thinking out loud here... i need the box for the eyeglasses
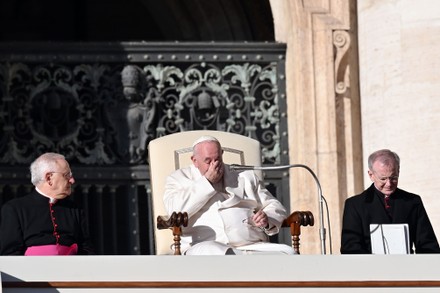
[373,173,398,183]
[51,171,73,180]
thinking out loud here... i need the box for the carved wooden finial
[282,211,314,254]
[157,212,189,255]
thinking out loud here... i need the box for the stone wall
[358,0,440,244]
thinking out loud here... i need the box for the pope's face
[191,141,223,176]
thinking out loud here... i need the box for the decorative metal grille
[0,42,288,254]
[121,60,286,165]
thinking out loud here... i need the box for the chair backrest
[148,130,262,255]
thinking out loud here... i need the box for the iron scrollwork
[0,44,286,166]
[122,61,283,164]
[0,62,121,165]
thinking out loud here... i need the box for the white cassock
[163,164,295,255]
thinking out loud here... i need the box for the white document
[370,224,410,254]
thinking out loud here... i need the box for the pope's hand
[205,160,224,184]
[252,209,269,228]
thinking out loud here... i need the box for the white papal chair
[148,130,313,255]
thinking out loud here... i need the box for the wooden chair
[148,130,314,255]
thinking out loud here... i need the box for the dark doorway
[0,0,274,42]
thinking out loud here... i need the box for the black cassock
[0,190,94,255]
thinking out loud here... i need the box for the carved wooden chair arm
[157,212,188,255]
[282,211,314,254]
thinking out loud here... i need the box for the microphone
[229,163,331,255]
[229,164,256,171]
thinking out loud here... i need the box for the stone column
[270,0,363,254]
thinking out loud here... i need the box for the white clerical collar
[35,187,57,204]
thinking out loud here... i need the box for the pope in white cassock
[163,135,295,255]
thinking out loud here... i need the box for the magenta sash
[25,243,78,256]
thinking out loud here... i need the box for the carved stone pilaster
[333,30,351,96]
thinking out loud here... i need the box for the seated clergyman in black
[0,152,94,255]
[341,149,440,254]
